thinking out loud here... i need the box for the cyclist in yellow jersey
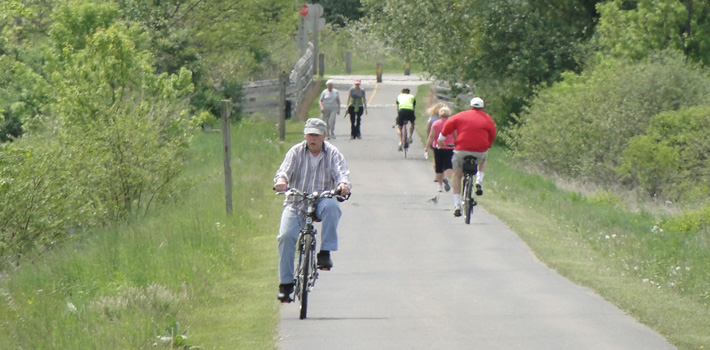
[395,88,416,151]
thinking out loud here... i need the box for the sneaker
[453,204,462,217]
[438,184,444,193]
[443,178,451,192]
[277,283,294,303]
[475,183,483,196]
[356,135,362,139]
[398,143,403,151]
[317,250,333,270]
[407,137,413,144]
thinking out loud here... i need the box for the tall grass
[482,148,710,350]
[0,119,306,349]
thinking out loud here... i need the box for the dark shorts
[433,148,454,173]
[396,109,415,126]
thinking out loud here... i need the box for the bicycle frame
[461,156,478,224]
[278,188,348,319]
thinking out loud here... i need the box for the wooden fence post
[346,51,352,74]
[318,53,324,77]
[221,100,233,215]
[279,72,287,141]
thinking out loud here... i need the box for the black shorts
[433,148,454,173]
[396,109,415,126]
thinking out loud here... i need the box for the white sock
[476,172,484,184]
[453,194,461,206]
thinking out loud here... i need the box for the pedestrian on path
[346,78,367,139]
[425,106,454,193]
[319,80,341,140]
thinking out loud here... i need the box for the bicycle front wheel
[299,234,313,319]
[463,176,474,224]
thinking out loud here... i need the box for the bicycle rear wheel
[403,123,409,158]
[463,176,474,224]
[299,234,314,319]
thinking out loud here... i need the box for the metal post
[279,72,287,141]
[376,62,383,83]
[346,51,352,74]
[404,61,411,76]
[220,100,233,215]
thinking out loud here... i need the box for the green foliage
[508,51,710,184]
[0,120,284,349]
[0,55,51,136]
[618,105,710,202]
[662,204,710,234]
[313,0,364,27]
[1,23,193,264]
[362,0,598,130]
[49,0,119,52]
[595,0,710,65]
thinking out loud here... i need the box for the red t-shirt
[440,109,496,152]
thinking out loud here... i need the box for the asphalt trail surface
[277,74,675,350]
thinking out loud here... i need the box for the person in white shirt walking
[319,80,341,140]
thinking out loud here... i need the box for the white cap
[325,79,333,85]
[470,97,484,108]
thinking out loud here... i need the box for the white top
[320,89,340,109]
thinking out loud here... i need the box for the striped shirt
[274,140,351,216]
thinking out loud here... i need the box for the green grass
[481,148,710,350]
[0,119,309,349]
[2,74,709,350]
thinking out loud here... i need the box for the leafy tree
[0,110,22,142]
[362,0,599,130]
[312,0,364,27]
[595,0,710,65]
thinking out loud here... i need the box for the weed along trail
[276,74,676,350]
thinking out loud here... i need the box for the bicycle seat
[462,155,478,174]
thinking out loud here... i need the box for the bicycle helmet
[470,97,484,108]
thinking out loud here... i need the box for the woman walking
[346,79,367,139]
[425,106,454,192]
[319,80,341,140]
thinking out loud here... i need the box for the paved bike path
[277,74,675,350]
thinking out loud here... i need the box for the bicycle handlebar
[275,188,350,202]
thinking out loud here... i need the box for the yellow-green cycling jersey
[397,94,415,111]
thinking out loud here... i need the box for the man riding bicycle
[274,118,351,302]
[395,87,416,151]
[438,97,496,217]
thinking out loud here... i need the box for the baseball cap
[325,79,333,85]
[470,97,484,108]
[354,79,361,84]
[304,118,327,135]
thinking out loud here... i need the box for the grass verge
[0,118,309,349]
[1,78,707,350]
[481,148,709,350]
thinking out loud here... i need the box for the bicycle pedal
[317,266,331,271]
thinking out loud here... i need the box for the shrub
[618,105,710,202]
[508,51,710,184]
[1,24,193,266]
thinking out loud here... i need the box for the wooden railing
[241,43,314,119]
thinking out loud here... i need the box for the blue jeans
[277,198,341,284]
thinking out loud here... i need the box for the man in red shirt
[438,97,496,217]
